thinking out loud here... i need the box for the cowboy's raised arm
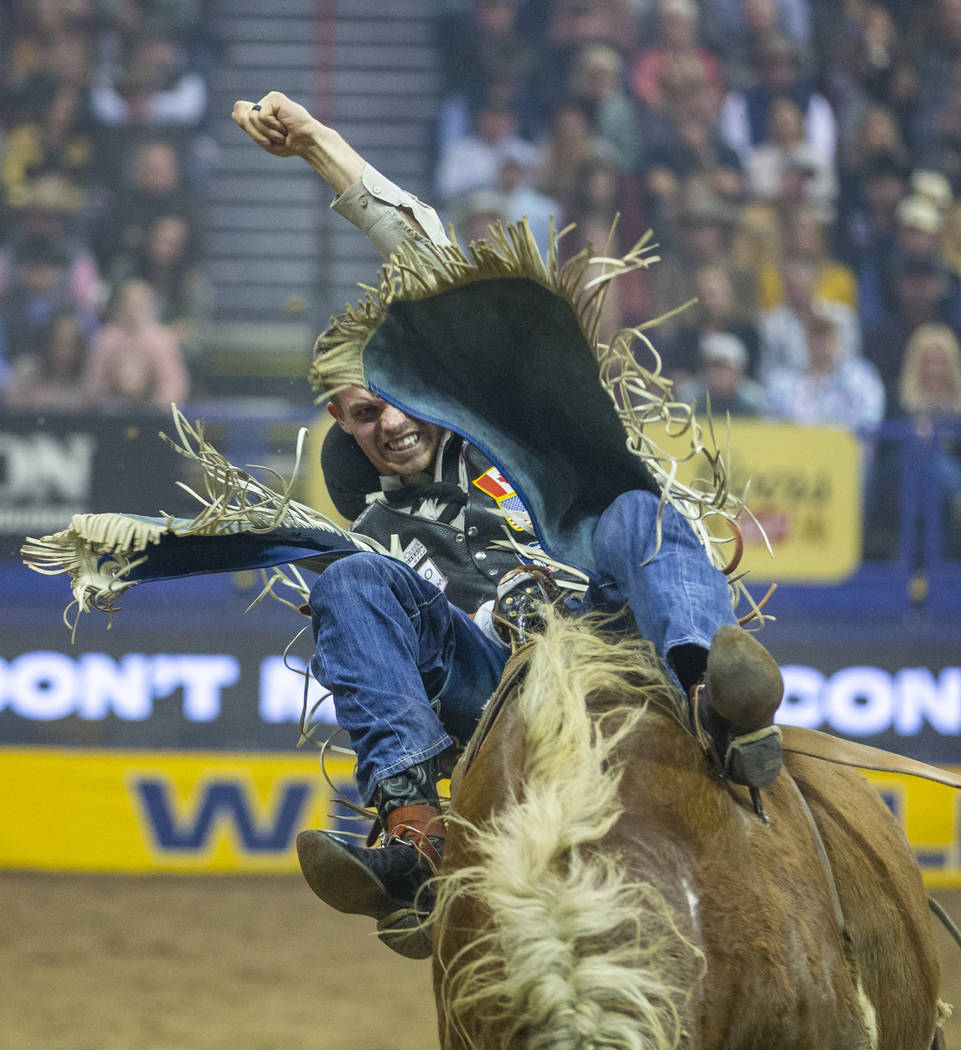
[232,91,449,258]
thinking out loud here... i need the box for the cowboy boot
[691,624,784,789]
[296,800,443,960]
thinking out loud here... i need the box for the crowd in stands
[1,0,959,557]
[432,0,961,556]
[0,0,211,413]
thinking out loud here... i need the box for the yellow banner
[0,747,355,873]
[863,769,961,889]
[1,748,957,884]
[639,420,861,582]
[725,421,862,581]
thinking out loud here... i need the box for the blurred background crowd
[1,0,960,554]
[0,0,212,414]
[431,0,961,437]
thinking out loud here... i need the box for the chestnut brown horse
[432,616,946,1050]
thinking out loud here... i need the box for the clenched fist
[231,91,364,193]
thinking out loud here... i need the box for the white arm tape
[472,599,510,651]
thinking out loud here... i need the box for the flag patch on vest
[472,467,532,532]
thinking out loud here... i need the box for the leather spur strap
[781,726,961,790]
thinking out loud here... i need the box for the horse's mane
[433,614,703,1049]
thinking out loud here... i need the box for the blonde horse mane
[433,615,703,1049]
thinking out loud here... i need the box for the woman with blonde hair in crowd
[896,322,961,554]
[898,322,961,420]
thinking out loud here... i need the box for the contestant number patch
[472,468,531,532]
[400,538,428,568]
[417,558,447,592]
[401,539,448,592]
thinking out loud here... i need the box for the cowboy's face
[329,386,443,477]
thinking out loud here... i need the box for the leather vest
[351,441,531,612]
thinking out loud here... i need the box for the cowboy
[232,93,784,955]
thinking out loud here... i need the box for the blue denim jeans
[309,552,509,802]
[588,489,736,660]
[308,489,735,802]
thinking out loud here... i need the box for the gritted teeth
[386,433,419,452]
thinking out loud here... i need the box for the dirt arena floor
[2,873,959,1049]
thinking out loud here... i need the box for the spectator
[895,322,961,556]
[822,2,914,159]
[757,256,861,381]
[566,151,649,326]
[744,96,839,219]
[84,278,189,411]
[569,153,622,219]
[105,213,211,361]
[4,310,90,412]
[631,0,724,111]
[840,103,910,181]
[865,253,961,404]
[450,189,509,246]
[836,104,913,228]
[433,0,538,148]
[896,194,947,261]
[543,0,637,58]
[859,192,961,332]
[648,187,754,338]
[898,322,961,421]
[676,331,766,417]
[434,92,536,205]
[527,0,639,138]
[720,35,837,167]
[534,97,614,217]
[91,29,207,127]
[702,0,813,92]
[496,147,564,257]
[765,308,884,431]
[569,43,641,170]
[2,14,101,232]
[0,190,103,315]
[4,0,96,107]
[640,66,744,235]
[95,0,205,42]
[756,203,858,311]
[668,261,761,384]
[564,212,629,346]
[94,137,193,266]
[2,70,98,220]
[730,198,783,292]
[0,235,99,367]
[913,0,961,152]
[835,150,909,291]
[911,168,954,215]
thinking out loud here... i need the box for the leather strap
[930,896,961,951]
[785,772,846,934]
[385,804,445,870]
[781,726,961,789]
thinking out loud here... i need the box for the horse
[431,615,946,1050]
